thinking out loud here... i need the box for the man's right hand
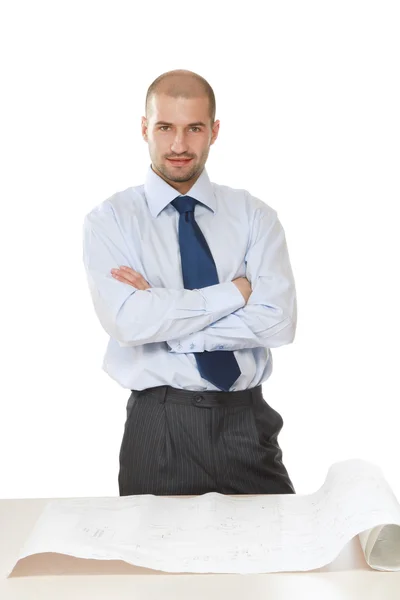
[232,277,252,303]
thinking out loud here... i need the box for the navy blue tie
[171,195,241,391]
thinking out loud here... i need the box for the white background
[1,1,399,500]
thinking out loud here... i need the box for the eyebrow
[155,121,207,127]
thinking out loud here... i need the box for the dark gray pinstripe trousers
[118,384,295,496]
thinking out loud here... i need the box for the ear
[210,119,220,145]
[141,116,148,141]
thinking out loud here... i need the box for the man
[82,69,297,497]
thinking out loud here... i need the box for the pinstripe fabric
[118,385,295,496]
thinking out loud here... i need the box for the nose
[170,132,189,154]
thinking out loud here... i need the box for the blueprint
[6,458,400,575]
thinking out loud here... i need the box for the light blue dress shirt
[82,164,297,391]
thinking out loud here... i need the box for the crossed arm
[83,205,297,352]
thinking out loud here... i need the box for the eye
[159,126,201,132]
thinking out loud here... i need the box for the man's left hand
[111,266,151,290]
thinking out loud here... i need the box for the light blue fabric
[82,164,297,391]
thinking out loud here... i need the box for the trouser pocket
[250,398,284,447]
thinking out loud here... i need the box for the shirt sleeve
[82,207,246,347]
[166,206,297,353]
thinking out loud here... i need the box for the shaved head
[145,69,216,126]
[141,69,220,195]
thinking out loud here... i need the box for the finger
[112,269,137,285]
[112,272,148,290]
[119,266,148,285]
[112,273,133,285]
[119,267,149,287]
[120,266,145,278]
[111,266,136,275]
[111,267,150,289]
[119,266,136,273]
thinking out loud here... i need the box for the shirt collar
[144,163,216,218]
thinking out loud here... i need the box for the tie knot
[171,195,198,215]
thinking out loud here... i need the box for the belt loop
[159,385,168,404]
[251,384,260,406]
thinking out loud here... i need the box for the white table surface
[1,496,400,599]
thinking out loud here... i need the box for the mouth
[167,158,193,167]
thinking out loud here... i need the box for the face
[141,94,220,194]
